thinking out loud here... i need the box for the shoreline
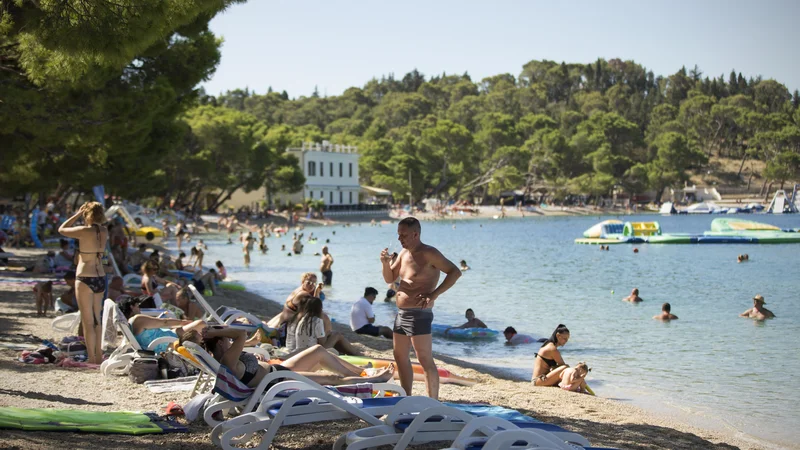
[0,248,786,449]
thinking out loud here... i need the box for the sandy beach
[0,248,775,450]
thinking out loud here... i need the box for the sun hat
[753,294,766,304]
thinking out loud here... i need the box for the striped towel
[213,365,254,402]
[326,383,373,399]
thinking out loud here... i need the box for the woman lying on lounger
[119,295,207,353]
[179,326,394,388]
[531,324,571,386]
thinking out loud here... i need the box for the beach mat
[144,376,199,393]
[0,408,187,435]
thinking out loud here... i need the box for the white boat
[659,202,677,215]
[686,201,725,214]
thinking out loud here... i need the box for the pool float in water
[339,355,478,386]
[219,282,246,291]
[431,324,499,340]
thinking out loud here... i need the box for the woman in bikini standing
[58,202,109,364]
[531,324,571,386]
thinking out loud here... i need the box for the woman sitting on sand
[531,324,571,386]
[179,327,394,389]
[267,272,330,332]
[140,260,181,303]
[287,297,361,356]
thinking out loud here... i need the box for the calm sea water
[193,213,800,448]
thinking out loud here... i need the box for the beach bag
[162,350,198,379]
[129,357,159,384]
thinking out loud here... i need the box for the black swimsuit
[76,225,107,294]
[534,353,559,369]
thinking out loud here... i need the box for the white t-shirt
[350,297,375,331]
[286,316,325,351]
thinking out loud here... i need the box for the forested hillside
[2,0,797,211]
[212,60,799,204]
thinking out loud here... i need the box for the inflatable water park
[576,218,800,245]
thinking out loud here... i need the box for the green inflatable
[0,407,186,435]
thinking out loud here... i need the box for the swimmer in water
[459,260,470,271]
[623,288,643,303]
[653,302,678,321]
[739,294,774,320]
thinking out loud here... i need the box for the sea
[191,213,800,449]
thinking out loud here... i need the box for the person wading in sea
[381,217,461,399]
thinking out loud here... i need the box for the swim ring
[431,324,499,340]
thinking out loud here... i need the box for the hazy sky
[202,0,800,98]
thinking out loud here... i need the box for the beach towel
[144,376,199,393]
[326,383,374,399]
[0,408,187,435]
[213,364,254,402]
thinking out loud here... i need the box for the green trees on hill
[2,0,797,210]
[212,59,799,204]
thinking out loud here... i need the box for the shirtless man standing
[320,246,334,286]
[380,217,461,399]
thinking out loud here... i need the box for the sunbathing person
[58,202,109,365]
[174,287,205,320]
[267,272,331,332]
[531,324,571,386]
[288,297,361,356]
[141,260,181,303]
[107,276,132,301]
[119,296,206,353]
[179,327,394,388]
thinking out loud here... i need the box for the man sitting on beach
[503,326,537,345]
[653,302,678,321]
[59,271,78,313]
[445,308,487,335]
[740,294,775,320]
[349,287,393,339]
[623,288,643,302]
[381,217,462,399]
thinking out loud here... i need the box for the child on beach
[215,261,227,280]
[559,362,591,393]
[33,281,53,316]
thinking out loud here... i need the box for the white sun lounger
[100,300,177,376]
[187,285,258,332]
[178,342,404,429]
[212,391,426,450]
[442,416,581,450]
[334,401,592,450]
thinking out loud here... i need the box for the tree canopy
[3,2,798,211]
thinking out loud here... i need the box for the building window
[339,191,343,204]
[329,162,333,177]
[307,161,316,176]
[310,191,314,199]
[339,162,343,177]
[349,192,353,204]
[320,163,324,176]
[320,191,323,200]
[349,163,353,178]
[329,191,333,204]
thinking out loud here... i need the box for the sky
[202,0,800,98]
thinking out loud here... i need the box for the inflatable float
[431,324,499,340]
[218,282,246,291]
[339,355,478,386]
[577,218,800,244]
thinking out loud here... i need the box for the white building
[285,141,360,206]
